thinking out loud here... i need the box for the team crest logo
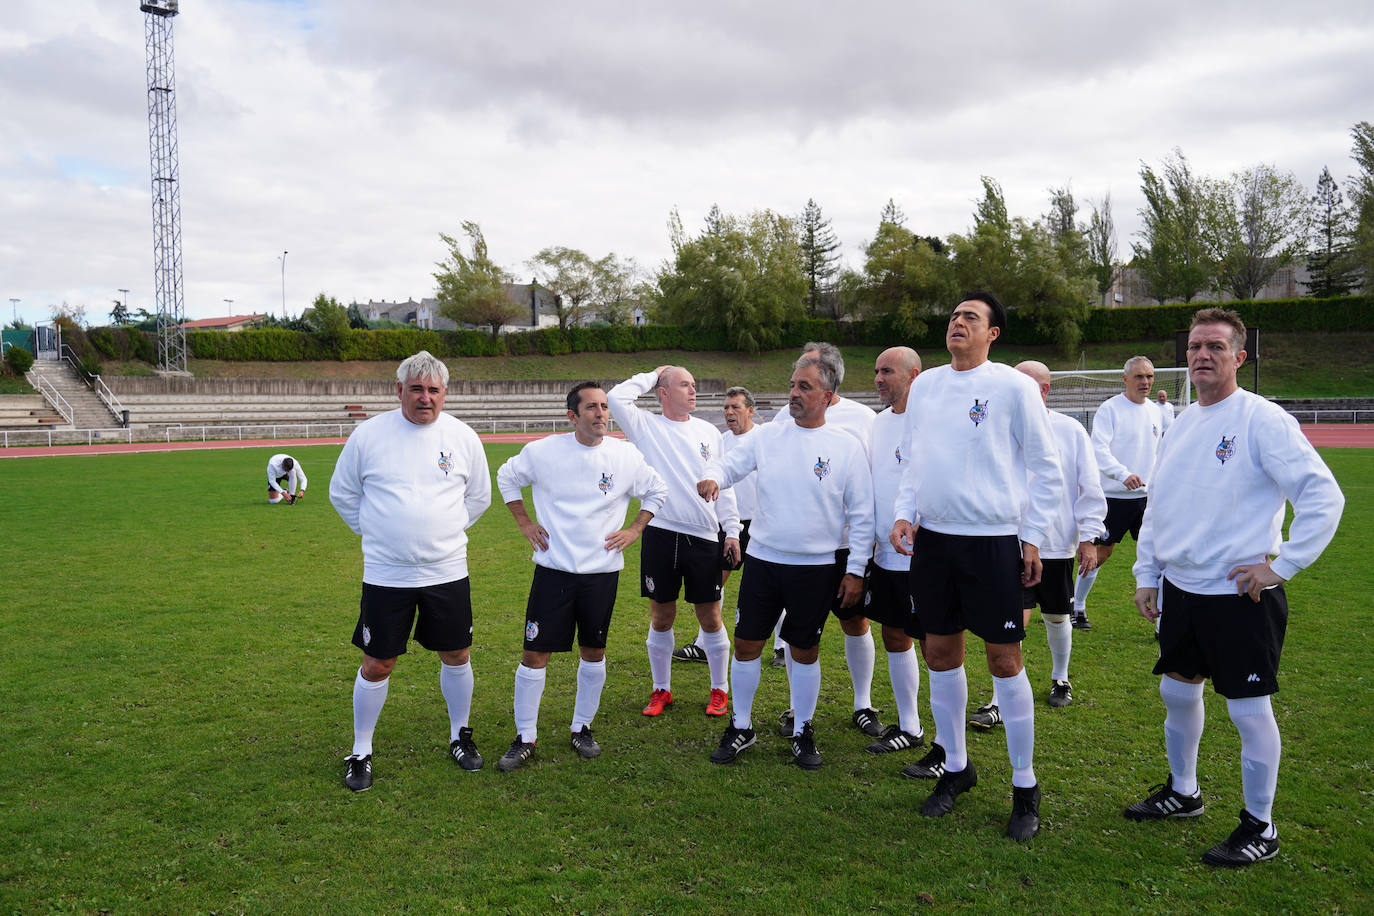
[437,451,454,475]
[361,625,372,646]
[1153,424,1160,439]
[864,591,872,607]
[969,399,988,426]
[895,445,904,464]
[699,442,711,460]
[1215,436,1237,465]
[598,472,613,494]
[525,620,539,640]
[645,575,656,593]
[813,457,830,481]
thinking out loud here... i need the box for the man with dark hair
[493,384,668,770]
[329,350,492,791]
[699,352,874,769]
[1125,307,1343,867]
[267,453,307,504]
[889,291,1064,841]
[609,366,741,719]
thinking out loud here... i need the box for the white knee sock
[1044,614,1072,681]
[1160,677,1205,797]
[845,631,876,711]
[646,626,674,691]
[439,660,474,740]
[927,666,969,773]
[572,658,606,732]
[352,669,389,757]
[789,658,822,736]
[887,647,922,737]
[701,627,731,691]
[729,655,762,730]
[1073,569,1099,611]
[513,664,546,743]
[692,626,706,648]
[995,669,1036,788]
[1229,695,1281,829]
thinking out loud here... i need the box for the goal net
[1048,367,1189,435]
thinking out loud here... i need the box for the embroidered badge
[1152,424,1160,439]
[895,444,903,464]
[525,620,539,641]
[813,457,830,481]
[361,625,372,647]
[645,575,656,593]
[437,451,454,475]
[699,442,710,460]
[598,472,614,494]
[969,399,988,426]
[1215,435,1236,465]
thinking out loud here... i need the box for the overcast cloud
[1,0,1370,325]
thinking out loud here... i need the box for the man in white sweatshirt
[329,351,493,792]
[608,366,741,720]
[1070,356,1160,629]
[493,382,669,771]
[697,351,874,770]
[889,290,1065,842]
[1126,308,1343,868]
[266,453,307,503]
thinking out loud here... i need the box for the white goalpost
[1048,367,1190,434]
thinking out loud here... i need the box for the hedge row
[118,294,1374,363]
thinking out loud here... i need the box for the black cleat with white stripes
[1202,810,1279,867]
[1123,775,1205,820]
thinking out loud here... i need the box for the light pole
[8,298,18,325]
[118,289,130,323]
[224,298,234,312]
[279,251,288,316]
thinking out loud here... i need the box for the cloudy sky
[2,0,1371,325]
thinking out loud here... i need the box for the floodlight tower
[141,0,187,372]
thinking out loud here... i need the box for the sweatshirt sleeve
[607,371,658,442]
[462,432,493,529]
[843,446,876,576]
[328,437,363,535]
[1073,427,1107,544]
[1091,401,1130,483]
[294,464,308,492]
[1260,411,1345,581]
[1016,383,1065,550]
[496,443,537,505]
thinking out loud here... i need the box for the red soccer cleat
[705,688,729,717]
[642,688,674,717]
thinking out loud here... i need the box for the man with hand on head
[493,382,668,771]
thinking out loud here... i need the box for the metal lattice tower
[141,0,186,372]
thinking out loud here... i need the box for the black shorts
[734,556,844,651]
[523,566,618,653]
[1097,497,1147,545]
[1153,578,1288,699]
[826,549,865,620]
[640,526,725,605]
[865,563,921,637]
[1023,557,1074,615]
[908,528,1025,644]
[718,520,752,571]
[353,578,473,659]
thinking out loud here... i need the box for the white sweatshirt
[705,419,874,576]
[870,406,912,572]
[1031,411,1108,560]
[723,425,759,521]
[267,453,307,493]
[1133,388,1344,595]
[608,371,740,539]
[894,361,1064,548]
[1092,393,1161,498]
[818,395,876,460]
[329,410,492,587]
[496,433,669,575]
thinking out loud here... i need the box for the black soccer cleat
[790,721,823,770]
[866,724,925,754]
[1072,611,1093,630]
[672,644,708,663]
[1007,783,1042,841]
[968,703,1002,729]
[496,736,536,772]
[921,762,978,817]
[570,725,602,759]
[851,707,885,738]
[1123,775,1205,821]
[710,725,757,764]
[1201,809,1279,867]
[770,647,787,669]
[449,727,483,771]
[777,708,795,738]
[1047,680,1073,708]
[344,754,372,792]
[901,743,947,780]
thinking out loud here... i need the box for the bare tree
[1214,164,1309,300]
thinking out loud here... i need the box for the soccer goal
[1048,367,1190,434]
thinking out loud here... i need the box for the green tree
[1213,164,1309,300]
[856,217,955,338]
[528,246,600,330]
[345,303,369,329]
[880,198,906,227]
[1046,185,1089,279]
[1085,192,1118,298]
[109,301,132,326]
[1132,150,1218,303]
[652,208,806,353]
[1348,120,1374,290]
[1305,166,1359,298]
[591,254,642,325]
[307,293,352,357]
[434,222,520,339]
[799,198,842,317]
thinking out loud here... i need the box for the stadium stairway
[26,361,119,429]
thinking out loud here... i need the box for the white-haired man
[329,350,492,791]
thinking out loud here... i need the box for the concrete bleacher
[0,395,67,429]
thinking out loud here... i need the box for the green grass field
[2,444,1371,914]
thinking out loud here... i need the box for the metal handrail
[59,344,126,423]
[24,370,73,424]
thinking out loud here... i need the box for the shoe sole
[968,720,1002,730]
[572,745,602,760]
[1202,844,1278,867]
[672,654,707,664]
[1047,698,1072,708]
[642,700,673,717]
[497,757,532,772]
[345,781,371,793]
[1124,805,1205,821]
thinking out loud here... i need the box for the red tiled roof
[174,314,267,330]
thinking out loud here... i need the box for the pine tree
[799,198,841,316]
[879,198,906,227]
[1305,166,1359,297]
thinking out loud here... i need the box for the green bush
[5,345,34,375]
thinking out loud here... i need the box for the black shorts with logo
[734,555,844,651]
[640,526,725,605]
[1153,577,1288,699]
[908,528,1025,644]
[865,563,921,637]
[1097,496,1147,545]
[523,565,618,652]
[1022,557,1074,615]
[353,578,473,659]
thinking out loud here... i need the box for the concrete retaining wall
[104,376,731,396]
